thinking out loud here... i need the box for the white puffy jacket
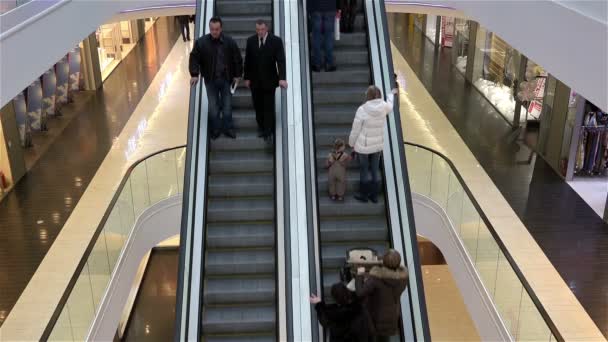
[348,94,394,154]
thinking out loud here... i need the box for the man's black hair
[209,16,222,26]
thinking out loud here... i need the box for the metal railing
[43,146,186,341]
[404,142,563,342]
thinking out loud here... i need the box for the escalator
[310,5,391,294]
[176,0,427,340]
[175,0,279,341]
[200,0,276,340]
[305,0,430,340]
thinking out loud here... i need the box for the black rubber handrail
[41,144,187,340]
[404,141,564,342]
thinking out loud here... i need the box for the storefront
[0,17,153,197]
[96,18,155,80]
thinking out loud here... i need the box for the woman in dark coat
[356,249,409,342]
[310,282,372,342]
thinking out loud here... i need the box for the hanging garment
[598,131,608,174]
[575,130,586,172]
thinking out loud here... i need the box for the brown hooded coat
[355,265,408,336]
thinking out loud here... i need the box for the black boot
[354,181,368,203]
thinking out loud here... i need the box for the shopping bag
[335,10,341,40]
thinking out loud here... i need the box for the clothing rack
[575,123,608,176]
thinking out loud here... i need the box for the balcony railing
[405,142,562,342]
[44,146,186,341]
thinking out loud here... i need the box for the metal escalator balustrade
[304,0,429,340]
[176,0,295,340]
[404,142,564,341]
[40,146,186,341]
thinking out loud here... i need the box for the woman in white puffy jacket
[348,85,397,203]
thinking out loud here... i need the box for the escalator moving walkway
[311,5,392,296]
[201,0,276,340]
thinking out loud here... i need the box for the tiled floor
[388,13,608,338]
[0,17,180,326]
[568,176,608,218]
[423,265,480,341]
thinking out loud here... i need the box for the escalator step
[205,277,275,304]
[207,222,274,248]
[206,249,275,276]
[202,305,275,334]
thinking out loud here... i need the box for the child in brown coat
[326,138,352,201]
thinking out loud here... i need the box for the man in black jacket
[189,17,243,139]
[244,19,287,141]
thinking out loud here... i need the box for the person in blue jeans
[309,0,337,72]
[189,17,243,139]
[349,86,397,203]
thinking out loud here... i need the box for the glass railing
[404,142,562,342]
[44,146,186,341]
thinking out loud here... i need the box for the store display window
[574,102,608,177]
[95,20,139,80]
[452,18,469,74]
[468,27,546,125]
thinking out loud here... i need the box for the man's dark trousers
[251,87,275,136]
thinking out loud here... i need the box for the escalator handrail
[404,142,565,342]
[272,0,290,339]
[281,1,316,340]
[40,144,186,341]
[364,0,431,340]
[174,0,214,340]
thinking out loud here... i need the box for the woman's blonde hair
[366,85,382,101]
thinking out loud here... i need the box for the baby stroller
[339,247,380,284]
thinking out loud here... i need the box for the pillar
[130,19,146,43]
[537,75,571,177]
[512,55,528,127]
[80,32,103,90]
[465,21,478,83]
[564,95,586,180]
[0,102,26,185]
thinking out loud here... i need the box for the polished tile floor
[568,176,608,218]
[0,17,180,325]
[388,14,608,337]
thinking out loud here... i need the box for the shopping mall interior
[0,1,606,341]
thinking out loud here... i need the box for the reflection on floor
[0,17,180,325]
[388,13,608,337]
[123,248,178,342]
[423,265,480,342]
[23,92,95,170]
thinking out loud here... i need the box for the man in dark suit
[177,15,190,41]
[244,19,287,141]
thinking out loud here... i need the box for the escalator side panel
[365,1,430,340]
